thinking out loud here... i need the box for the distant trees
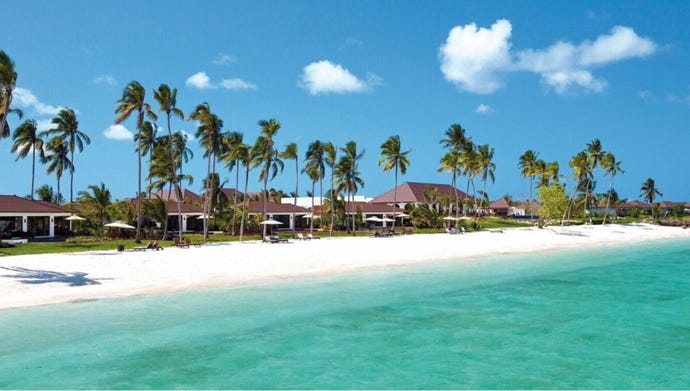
[77,183,112,239]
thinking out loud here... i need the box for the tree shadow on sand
[0,266,108,286]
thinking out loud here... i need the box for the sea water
[1,238,689,389]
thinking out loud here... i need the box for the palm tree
[640,178,662,218]
[41,108,91,205]
[440,124,468,216]
[237,142,257,242]
[135,120,157,197]
[35,184,57,203]
[77,182,112,239]
[11,119,44,198]
[253,119,282,238]
[324,142,337,236]
[562,150,592,224]
[337,141,365,233]
[189,102,223,241]
[584,139,604,216]
[221,131,245,236]
[378,135,411,230]
[0,50,18,139]
[304,141,326,225]
[153,84,185,241]
[43,136,73,205]
[172,131,194,179]
[476,144,495,217]
[280,142,299,237]
[601,152,624,224]
[305,163,320,234]
[518,150,539,218]
[115,81,158,242]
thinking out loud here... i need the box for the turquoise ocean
[1,238,689,389]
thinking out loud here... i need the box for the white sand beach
[0,223,687,310]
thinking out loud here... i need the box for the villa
[0,195,78,239]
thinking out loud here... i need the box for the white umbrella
[397,213,410,218]
[259,218,283,225]
[380,217,395,222]
[104,221,136,229]
[302,214,313,219]
[66,215,86,221]
[459,216,474,220]
[442,216,459,221]
[196,214,213,220]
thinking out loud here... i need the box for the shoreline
[1,223,688,311]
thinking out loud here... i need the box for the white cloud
[516,25,655,93]
[36,119,53,132]
[475,104,494,114]
[212,53,237,66]
[440,20,657,95]
[103,124,133,140]
[186,72,215,90]
[221,78,258,90]
[439,19,512,94]
[299,60,376,95]
[579,26,656,66]
[92,75,117,86]
[13,87,64,116]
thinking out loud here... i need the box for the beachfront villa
[370,181,469,211]
[0,195,77,239]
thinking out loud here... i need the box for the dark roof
[618,201,652,209]
[313,202,406,215]
[489,198,510,209]
[247,200,310,214]
[220,188,241,199]
[0,195,78,214]
[370,182,468,204]
[154,188,204,205]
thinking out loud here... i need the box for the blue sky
[2,0,689,203]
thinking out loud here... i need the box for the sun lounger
[133,241,164,251]
[263,235,288,243]
[296,233,307,240]
[307,233,320,240]
[489,229,504,233]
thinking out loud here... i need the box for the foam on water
[1,238,689,389]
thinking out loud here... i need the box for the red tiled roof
[246,200,310,214]
[312,202,406,215]
[489,198,510,209]
[154,188,204,205]
[370,182,468,204]
[0,195,77,214]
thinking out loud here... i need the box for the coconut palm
[601,152,624,224]
[324,142,337,235]
[221,131,245,236]
[43,136,73,205]
[172,131,193,179]
[77,182,112,240]
[304,140,326,225]
[253,119,282,238]
[237,142,257,242]
[337,141,365,233]
[135,121,157,197]
[440,124,468,216]
[11,119,44,198]
[280,142,299,237]
[41,108,90,204]
[114,81,158,242]
[153,84,185,241]
[476,144,495,217]
[583,139,604,216]
[640,178,662,218]
[189,102,223,241]
[0,50,18,139]
[518,150,540,218]
[562,150,592,224]
[35,184,57,203]
[305,163,320,234]
[378,135,411,230]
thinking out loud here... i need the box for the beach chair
[306,233,320,240]
[133,241,154,251]
[296,233,307,240]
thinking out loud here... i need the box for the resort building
[245,200,311,229]
[0,195,78,239]
[488,198,510,216]
[370,181,469,212]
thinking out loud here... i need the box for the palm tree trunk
[330,168,334,237]
[56,175,61,205]
[392,167,398,231]
[453,172,458,219]
[70,149,74,204]
[136,146,142,242]
[31,148,36,200]
[204,154,211,242]
[292,161,298,238]
[310,182,315,234]
[318,178,323,229]
[262,169,268,239]
[602,176,614,225]
[562,179,580,225]
[232,161,239,236]
[240,164,249,242]
[529,176,534,219]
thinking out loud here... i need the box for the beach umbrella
[104,221,136,229]
[259,218,283,225]
[458,216,473,220]
[380,217,395,222]
[366,216,383,222]
[442,216,460,221]
[302,214,313,219]
[397,213,410,218]
[66,215,86,221]
[196,214,213,220]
